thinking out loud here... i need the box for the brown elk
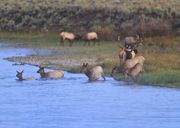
[59,32,78,46]
[126,63,144,82]
[124,34,143,50]
[118,47,136,63]
[111,63,144,82]
[83,32,99,46]
[112,47,145,82]
[37,66,64,78]
[16,70,36,81]
[121,55,145,72]
[80,63,105,81]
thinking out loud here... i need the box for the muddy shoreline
[4,47,98,71]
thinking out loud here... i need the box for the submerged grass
[0,32,180,87]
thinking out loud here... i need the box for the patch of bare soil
[5,48,98,70]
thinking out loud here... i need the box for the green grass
[0,32,59,47]
[0,32,180,87]
[139,70,180,87]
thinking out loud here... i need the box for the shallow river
[0,44,180,128]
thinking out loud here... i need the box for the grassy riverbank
[0,32,180,87]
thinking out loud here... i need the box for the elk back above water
[16,70,36,81]
[37,66,64,78]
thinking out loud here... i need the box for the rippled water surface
[0,44,180,128]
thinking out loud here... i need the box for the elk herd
[59,31,99,46]
[111,34,145,82]
[16,33,145,83]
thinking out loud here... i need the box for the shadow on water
[0,43,180,128]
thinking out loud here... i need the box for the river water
[0,44,180,128]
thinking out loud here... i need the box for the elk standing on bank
[118,47,136,63]
[59,32,77,46]
[80,63,105,81]
[113,47,145,82]
[37,66,64,79]
[111,62,144,82]
[83,32,99,46]
[16,70,36,81]
[126,63,144,82]
[120,55,145,72]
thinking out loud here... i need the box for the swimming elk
[60,32,77,46]
[80,63,105,81]
[37,66,64,78]
[16,70,36,81]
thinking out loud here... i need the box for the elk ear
[83,63,85,66]
[16,71,19,74]
[85,63,88,66]
[21,70,24,73]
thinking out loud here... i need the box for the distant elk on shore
[59,32,80,46]
[83,32,99,46]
